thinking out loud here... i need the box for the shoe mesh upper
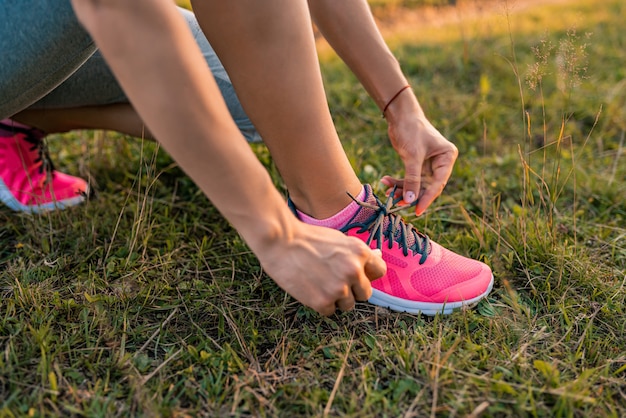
[342,185,492,303]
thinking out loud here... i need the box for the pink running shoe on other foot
[0,120,88,213]
[293,185,493,316]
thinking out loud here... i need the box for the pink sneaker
[345,185,493,315]
[292,184,493,315]
[0,120,88,213]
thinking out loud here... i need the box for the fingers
[380,176,402,196]
[400,157,423,205]
[350,248,384,303]
[380,176,421,205]
[363,248,386,282]
[414,153,456,215]
[317,303,339,317]
[335,295,356,312]
[380,161,454,215]
[336,248,385,312]
[414,179,446,216]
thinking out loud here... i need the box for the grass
[2,0,625,416]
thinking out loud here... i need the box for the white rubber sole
[368,275,494,316]
[0,178,87,214]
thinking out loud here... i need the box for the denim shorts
[0,1,260,142]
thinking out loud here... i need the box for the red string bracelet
[382,85,411,118]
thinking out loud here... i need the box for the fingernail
[405,191,416,203]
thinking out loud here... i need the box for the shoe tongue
[351,185,429,254]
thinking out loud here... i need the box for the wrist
[381,85,411,117]
[240,204,298,258]
[382,86,425,124]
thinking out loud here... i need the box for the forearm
[308,0,419,115]
[70,0,295,251]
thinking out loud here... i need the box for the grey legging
[0,1,260,142]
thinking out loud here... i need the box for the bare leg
[11,104,151,138]
[191,0,363,219]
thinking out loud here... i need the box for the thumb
[402,158,423,205]
[364,249,386,281]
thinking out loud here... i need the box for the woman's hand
[382,91,458,216]
[255,221,386,316]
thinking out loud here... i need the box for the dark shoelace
[344,187,430,264]
[0,122,55,184]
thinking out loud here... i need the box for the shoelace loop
[346,187,430,264]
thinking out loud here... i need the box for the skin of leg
[12,104,152,138]
[190,0,363,219]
